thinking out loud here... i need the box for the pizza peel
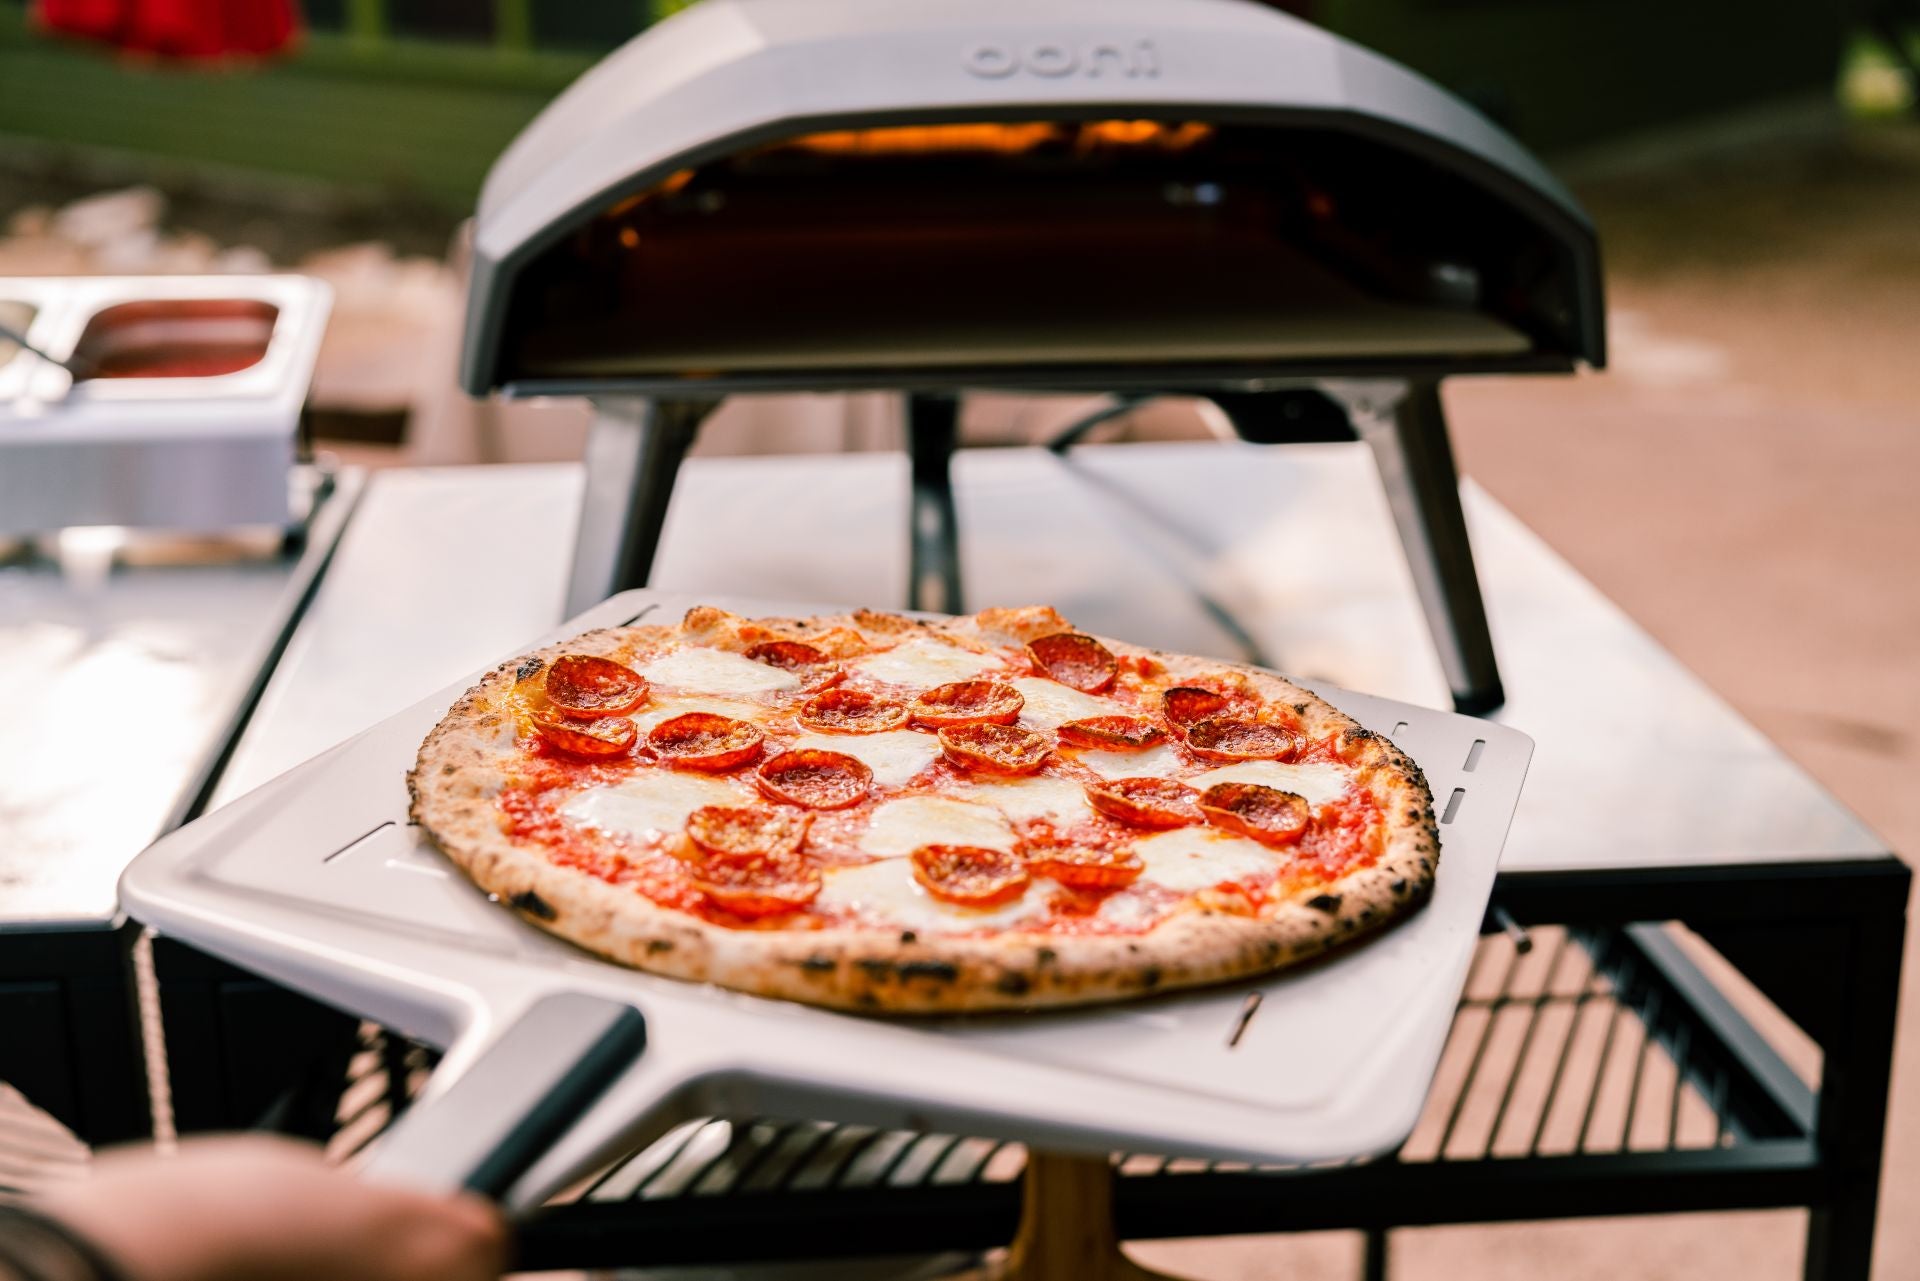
[119,590,1531,1212]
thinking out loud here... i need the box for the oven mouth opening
[495,117,1573,384]
[72,299,279,382]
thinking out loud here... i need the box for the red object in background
[35,0,301,60]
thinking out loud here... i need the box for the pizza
[410,605,1438,1013]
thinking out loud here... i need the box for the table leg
[1362,1227,1389,1281]
[1802,911,1905,1281]
[948,1153,1184,1281]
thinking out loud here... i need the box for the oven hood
[460,0,1603,396]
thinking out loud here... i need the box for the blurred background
[3,1,1919,1278]
[2,0,1915,465]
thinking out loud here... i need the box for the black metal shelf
[321,923,1829,1273]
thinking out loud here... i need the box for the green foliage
[1843,31,1918,118]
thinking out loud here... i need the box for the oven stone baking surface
[122,590,1528,1208]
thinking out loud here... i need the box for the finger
[380,1193,509,1281]
[447,1192,509,1261]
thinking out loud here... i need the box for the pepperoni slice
[744,641,842,691]
[685,850,821,918]
[1057,716,1166,751]
[1027,632,1117,694]
[1084,776,1203,829]
[910,680,1023,729]
[910,844,1030,908]
[530,709,637,758]
[648,712,765,772]
[543,654,649,719]
[757,748,873,810]
[1185,717,1301,763]
[1163,686,1230,728]
[685,805,811,862]
[800,687,908,734]
[1023,842,1144,890]
[938,723,1050,775]
[1199,782,1311,847]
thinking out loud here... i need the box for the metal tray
[121,590,1530,1210]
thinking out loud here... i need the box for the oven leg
[1344,380,1504,715]
[906,392,964,615]
[565,397,714,618]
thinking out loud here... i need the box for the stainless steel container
[0,275,331,536]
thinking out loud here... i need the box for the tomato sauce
[1291,787,1387,885]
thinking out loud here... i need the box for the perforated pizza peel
[120,591,1530,1211]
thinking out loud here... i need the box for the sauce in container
[71,299,277,380]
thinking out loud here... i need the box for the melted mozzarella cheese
[1189,761,1351,807]
[858,796,1015,856]
[1010,678,1119,729]
[561,771,754,840]
[817,859,1046,934]
[1131,828,1280,892]
[1073,743,1185,780]
[1096,891,1163,929]
[853,638,995,686]
[641,647,798,695]
[632,695,766,734]
[790,730,939,787]
[960,774,1093,824]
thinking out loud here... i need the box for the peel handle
[359,992,647,1201]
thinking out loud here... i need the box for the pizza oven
[459,0,1607,714]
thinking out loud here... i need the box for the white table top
[210,443,1886,872]
[0,539,298,925]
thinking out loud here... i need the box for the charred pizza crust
[409,605,1438,1013]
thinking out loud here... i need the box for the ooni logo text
[962,40,1159,80]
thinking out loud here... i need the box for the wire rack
[1402,924,1736,1162]
[321,924,1804,1269]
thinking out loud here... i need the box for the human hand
[36,1135,506,1281]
